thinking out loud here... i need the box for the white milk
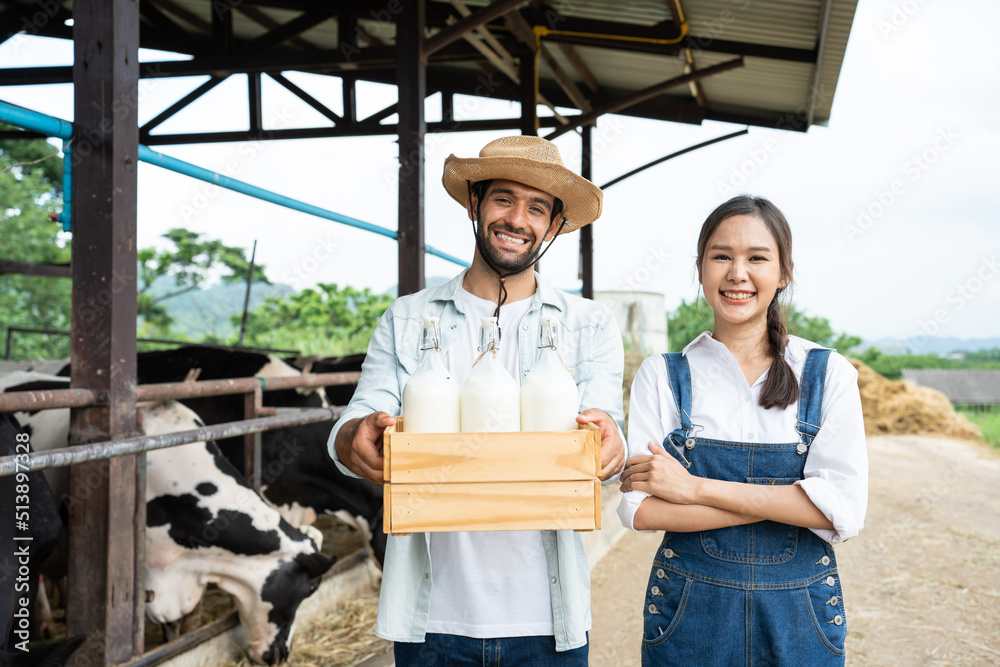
[401,317,460,433]
[460,317,520,432]
[521,316,579,431]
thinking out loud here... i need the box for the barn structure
[0,1,860,664]
[902,369,1000,410]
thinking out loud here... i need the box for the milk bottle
[460,317,520,432]
[521,316,579,431]
[401,317,460,433]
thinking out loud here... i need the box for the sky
[1,0,998,348]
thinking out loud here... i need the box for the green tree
[667,298,714,351]
[0,130,71,359]
[236,283,392,356]
[786,308,862,353]
[667,297,861,354]
[137,228,271,337]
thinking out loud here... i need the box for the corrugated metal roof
[62,0,859,132]
[430,0,858,129]
[901,370,1000,405]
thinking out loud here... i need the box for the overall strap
[662,352,694,432]
[796,348,833,454]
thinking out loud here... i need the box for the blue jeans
[394,633,589,667]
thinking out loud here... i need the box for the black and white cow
[0,411,85,666]
[141,401,334,663]
[1,376,335,665]
[133,347,385,566]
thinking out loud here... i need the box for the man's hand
[334,412,396,485]
[576,408,625,481]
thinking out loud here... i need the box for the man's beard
[475,221,544,274]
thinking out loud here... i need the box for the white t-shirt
[426,289,556,638]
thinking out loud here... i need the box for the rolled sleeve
[797,354,869,544]
[618,356,674,532]
[328,307,403,479]
[617,489,654,532]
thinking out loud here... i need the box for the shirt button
[746,432,754,440]
[821,556,831,566]
[550,576,558,584]
[522,324,528,330]
[424,572,430,579]
[651,586,660,595]
[663,548,675,558]
[833,615,843,626]
[826,576,835,586]
[744,395,751,402]
[648,604,658,614]
[829,596,839,606]
[656,569,666,579]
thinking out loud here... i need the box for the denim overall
[641,349,847,667]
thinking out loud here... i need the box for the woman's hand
[620,442,702,504]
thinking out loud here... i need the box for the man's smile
[495,231,528,246]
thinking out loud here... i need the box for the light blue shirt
[328,269,626,651]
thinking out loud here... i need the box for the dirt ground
[588,435,1000,666]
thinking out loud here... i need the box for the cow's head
[243,551,335,664]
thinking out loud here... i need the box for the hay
[849,358,983,440]
[219,591,386,667]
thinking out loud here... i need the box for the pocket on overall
[801,574,848,656]
[700,478,800,564]
[641,563,691,646]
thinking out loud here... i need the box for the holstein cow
[132,347,385,566]
[2,376,335,665]
[0,411,85,666]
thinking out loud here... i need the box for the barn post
[519,44,537,136]
[396,0,426,297]
[580,124,594,300]
[67,0,140,663]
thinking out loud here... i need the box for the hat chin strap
[467,181,566,344]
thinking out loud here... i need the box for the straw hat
[442,135,603,232]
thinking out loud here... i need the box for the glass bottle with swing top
[520,316,579,431]
[460,317,520,432]
[401,317,460,433]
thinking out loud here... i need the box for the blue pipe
[0,99,469,268]
[59,140,72,232]
[0,100,72,140]
[138,147,469,268]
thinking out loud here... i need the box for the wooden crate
[383,418,602,535]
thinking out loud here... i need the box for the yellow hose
[533,21,689,46]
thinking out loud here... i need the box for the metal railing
[4,326,301,360]
[0,370,360,479]
[0,368,361,666]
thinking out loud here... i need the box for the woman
[618,195,868,666]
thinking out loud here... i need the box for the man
[329,135,626,665]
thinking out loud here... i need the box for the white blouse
[617,332,868,544]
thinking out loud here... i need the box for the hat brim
[442,155,603,233]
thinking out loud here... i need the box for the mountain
[858,337,1000,355]
[146,277,295,341]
